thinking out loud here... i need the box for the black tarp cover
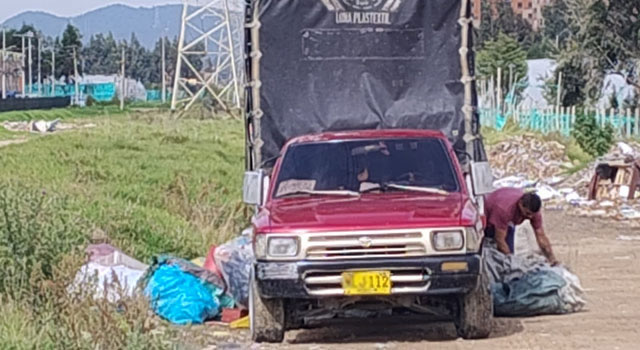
[246,0,483,168]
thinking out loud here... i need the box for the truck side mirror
[470,161,494,196]
[243,170,265,206]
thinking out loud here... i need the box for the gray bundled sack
[483,241,586,316]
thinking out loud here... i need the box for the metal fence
[28,83,117,102]
[480,106,640,138]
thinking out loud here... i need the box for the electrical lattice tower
[171,0,244,111]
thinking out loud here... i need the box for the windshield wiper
[386,184,450,195]
[278,189,360,198]
[360,183,449,196]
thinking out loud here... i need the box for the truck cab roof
[284,129,449,147]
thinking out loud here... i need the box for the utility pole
[2,27,6,99]
[37,37,42,96]
[72,46,79,105]
[161,36,166,103]
[27,33,32,97]
[19,35,25,97]
[15,32,35,98]
[51,46,55,96]
[121,46,125,111]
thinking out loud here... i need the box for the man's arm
[534,228,558,265]
[494,228,512,255]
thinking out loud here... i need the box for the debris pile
[72,243,148,302]
[2,120,97,133]
[489,137,640,225]
[74,230,254,326]
[487,134,572,180]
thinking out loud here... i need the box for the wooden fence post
[559,106,565,134]
[626,108,632,138]
[633,107,640,137]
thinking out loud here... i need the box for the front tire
[455,265,493,339]
[249,269,285,343]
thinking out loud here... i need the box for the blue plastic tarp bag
[143,256,234,325]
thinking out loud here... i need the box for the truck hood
[261,193,466,233]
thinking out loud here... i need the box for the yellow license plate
[342,271,391,295]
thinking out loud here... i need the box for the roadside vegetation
[0,109,246,348]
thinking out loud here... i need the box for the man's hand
[495,228,512,255]
[534,228,558,266]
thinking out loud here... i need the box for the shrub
[571,111,614,157]
[0,183,88,300]
[85,95,96,107]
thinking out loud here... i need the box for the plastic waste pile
[213,233,253,309]
[71,244,149,302]
[72,229,255,326]
[141,256,235,325]
[483,242,586,317]
[487,134,573,180]
[490,137,640,225]
[139,230,254,325]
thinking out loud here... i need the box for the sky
[1,0,180,23]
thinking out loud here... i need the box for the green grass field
[1,110,247,260]
[0,108,247,348]
[0,105,129,122]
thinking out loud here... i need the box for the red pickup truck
[244,129,491,342]
[242,0,493,342]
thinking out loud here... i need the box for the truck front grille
[303,268,431,296]
[305,231,427,261]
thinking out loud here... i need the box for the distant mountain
[3,4,184,48]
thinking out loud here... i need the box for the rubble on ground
[2,120,97,133]
[487,134,572,180]
[489,137,640,225]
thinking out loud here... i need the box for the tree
[83,33,120,75]
[599,0,640,95]
[476,33,528,94]
[476,1,536,53]
[124,33,149,82]
[148,37,175,89]
[572,110,614,157]
[58,24,83,82]
[542,0,570,47]
[544,0,608,107]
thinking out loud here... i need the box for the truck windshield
[274,138,459,198]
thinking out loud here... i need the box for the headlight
[254,234,268,259]
[432,231,464,251]
[465,227,481,252]
[267,237,299,257]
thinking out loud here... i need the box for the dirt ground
[209,211,640,350]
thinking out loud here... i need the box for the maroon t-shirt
[485,188,543,231]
